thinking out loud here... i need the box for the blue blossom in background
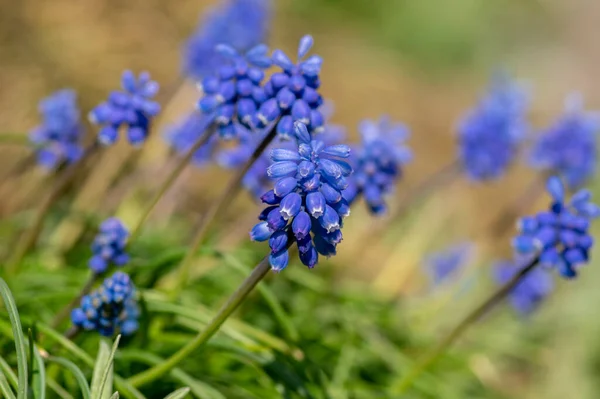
[250,122,352,271]
[198,44,271,139]
[529,95,599,189]
[494,261,554,315]
[513,176,600,278]
[426,242,473,285]
[89,218,130,274]
[183,0,270,79]
[89,71,160,146]
[254,35,325,138]
[71,272,139,336]
[344,117,412,214]
[164,112,218,165]
[457,75,529,181]
[30,90,84,169]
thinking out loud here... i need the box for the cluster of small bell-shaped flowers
[425,242,473,286]
[457,75,529,181]
[494,260,554,315]
[529,95,599,190]
[513,176,600,278]
[29,90,84,169]
[163,111,219,166]
[89,218,130,274]
[250,122,352,270]
[343,116,412,214]
[71,272,139,337]
[89,70,160,146]
[253,35,325,138]
[198,44,272,139]
[183,0,271,79]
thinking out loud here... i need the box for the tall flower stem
[5,143,101,273]
[128,125,217,243]
[392,254,540,395]
[172,125,278,292]
[50,272,98,329]
[128,254,273,388]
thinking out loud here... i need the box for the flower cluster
[344,117,412,214]
[164,111,219,166]
[457,75,529,181]
[89,218,130,274]
[426,242,473,285]
[513,176,599,278]
[183,0,270,79]
[494,261,554,315]
[529,96,599,189]
[89,71,160,146]
[250,122,352,270]
[71,272,139,336]
[29,90,84,169]
[254,35,324,138]
[198,44,271,139]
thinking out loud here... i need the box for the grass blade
[0,278,28,399]
[109,393,120,399]
[32,345,46,399]
[91,341,110,399]
[163,387,190,399]
[95,335,120,399]
[46,356,91,399]
[0,369,16,399]
[46,377,73,399]
[0,356,18,388]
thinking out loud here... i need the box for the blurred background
[2,0,600,398]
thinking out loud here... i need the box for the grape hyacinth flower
[89,70,160,146]
[494,261,554,315]
[426,242,473,285]
[183,0,271,79]
[254,35,325,138]
[513,176,600,278]
[197,44,271,139]
[343,117,412,214]
[457,75,529,181]
[71,272,139,336]
[89,218,130,274]
[529,95,599,190]
[164,112,219,165]
[250,122,352,270]
[29,90,84,169]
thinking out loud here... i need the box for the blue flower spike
[344,116,412,214]
[512,176,600,278]
[89,218,130,274]
[71,271,139,336]
[29,90,84,169]
[197,43,271,139]
[250,122,352,271]
[89,70,160,147]
[457,74,529,181]
[164,112,218,166]
[494,261,554,315]
[426,242,473,286]
[254,35,325,138]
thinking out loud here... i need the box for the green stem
[0,153,36,187]
[50,273,98,329]
[0,133,29,146]
[128,124,216,243]
[5,143,100,273]
[392,254,540,395]
[128,255,272,388]
[172,126,278,293]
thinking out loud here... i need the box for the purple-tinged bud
[294,122,311,144]
[301,174,320,192]
[271,148,301,162]
[89,256,108,273]
[217,65,236,80]
[292,211,311,240]
[274,177,298,197]
[322,229,343,245]
[291,99,311,125]
[322,144,351,159]
[559,230,578,248]
[200,76,219,94]
[247,68,264,84]
[269,230,289,253]
[314,235,337,257]
[299,245,318,268]
[319,205,340,233]
[268,161,298,178]
[302,87,320,105]
[270,72,290,91]
[319,158,343,179]
[276,88,296,110]
[306,191,326,218]
[297,235,312,253]
[98,126,119,146]
[267,208,287,231]
[198,95,221,113]
[280,192,302,220]
[512,236,539,253]
[219,81,236,102]
[579,234,594,250]
[539,248,559,268]
[537,227,558,248]
[252,86,267,104]
[288,75,306,94]
[260,190,281,205]
[276,116,294,138]
[332,199,351,218]
[250,222,272,242]
[236,79,253,97]
[258,205,278,221]
[127,127,146,147]
[257,99,281,126]
[564,248,586,267]
[237,99,257,125]
[298,160,316,178]
[320,183,342,204]
[218,123,236,140]
[518,216,538,234]
[309,110,324,133]
[270,249,290,271]
[272,50,294,71]
[215,104,235,125]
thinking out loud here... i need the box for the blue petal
[98,126,119,146]
[546,176,564,202]
[298,35,314,59]
[320,183,342,204]
[306,191,326,218]
[294,122,311,144]
[267,161,298,178]
[260,189,281,205]
[319,205,340,233]
[215,43,238,58]
[280,192,302,220]
[512,235,538,253]
[269,230,289,253]
[272,49,294,71]
[270,249,290,271]
[292,211,311,240]
[321,144,351,158]
[250,221,272,242]
[267,207,288,231]
[299,245,318,268]
[271,148,301,162]
[273,176,298,197]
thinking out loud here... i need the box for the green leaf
[46,377,73,399]
[0,278,28,399]
[109,393,119,399]
[162,387,190,399]
[91,335,120,399]
[0,356,18,388]
[0,368,16,399]
[31,345,46,399]
[46,356,91,399]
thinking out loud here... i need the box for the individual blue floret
[426,242,473,285]
[197,44,271,139]
[71,271,139,336]
[164,111,219,165]
[89,218,130,274]
[344,116,412,214]
[457,75,529,181]
[183,0,271,79]
[494,260,554,315]
[253,35,325,138]
[89,71,160,146]
[529,95,599,190]
[29,90,84,169]
[250,122,352,271]
[512,176,600,278]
